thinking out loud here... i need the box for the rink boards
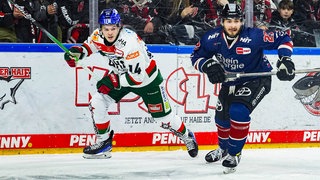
[0,44,320,155]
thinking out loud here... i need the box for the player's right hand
[202,58,226,84]
[97,71,120,94]
[64,46,85,67]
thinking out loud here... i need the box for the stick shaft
[8,0,69,52]
[226,68,320,79]
[9,0,100,80]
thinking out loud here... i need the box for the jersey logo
[115,48,124,57]
[208,33,219,40]
[235,87,251,97]
[126,51,140,60]
[193,42,201,51]
[239,37,252,43]
[117,38,127,47]
[263,31,274,42]
[148,103,163,113]
[92,30,100,41]
[236,47,251,55]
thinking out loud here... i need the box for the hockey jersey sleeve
[256,29,293,58]
[190,29,220,73]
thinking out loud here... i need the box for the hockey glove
[201,58,226,84]
[97,72,120,94]
[64,46,86,67]
[276,56,295,81]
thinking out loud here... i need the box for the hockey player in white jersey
[64,8,198,159]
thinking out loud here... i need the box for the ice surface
[0,148,319,180]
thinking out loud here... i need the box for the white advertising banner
[1,46,320,136]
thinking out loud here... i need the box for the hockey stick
[8,0,99,80]
[226,68,320,80]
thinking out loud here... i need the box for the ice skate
[179,129,198,158]
[83,130,114,159]
[222,152,241,174]
[205,147,228,163]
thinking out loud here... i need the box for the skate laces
[225,153,241,165]
[88,141,104,150]
[181,132,196,151]
[184,137,195,150]
[225,154,235,162]
[213,147,224,157]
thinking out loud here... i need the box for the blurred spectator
[240,0,274,30]
[293,0,317,22]
[270,0,278,10]
[33,0,59,43]
[99,0,109,13]
[150,0,218,45]
[1,0,38,42]
[56,0,89,43]
[314,0,320,20]
[208,0,229,27]
[269,0,315,47]
[269,0,297,34]
[292,0,320,46]
[0,0,18,42]
[106,0,161,44]
[273,0,282,6]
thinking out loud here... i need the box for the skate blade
[223,167,236,174]
[83,152,112,159]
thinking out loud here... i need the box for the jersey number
[129,63,142,74]
[263,31,274,42]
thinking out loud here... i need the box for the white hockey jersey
[82,27,159,88]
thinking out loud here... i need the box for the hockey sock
[215,118,230,150]
[228,103,251,156]
[95,121,111,142]
[158,113,187,136]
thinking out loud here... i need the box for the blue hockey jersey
[190,26,293,86]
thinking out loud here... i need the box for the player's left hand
[276,57,295,81]
[64,46,87,67]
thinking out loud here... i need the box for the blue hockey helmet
[99,8,121,26]
[220,3,243,20]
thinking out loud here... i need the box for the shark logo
[292,72,320,116]
[0,76,24,110]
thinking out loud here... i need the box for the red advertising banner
[1,130,320,155]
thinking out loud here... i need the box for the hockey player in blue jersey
[190,3,295,174]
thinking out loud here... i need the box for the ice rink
[0,148,319,180]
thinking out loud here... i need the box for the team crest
[292,72,320,116]
[0,67,31,110]
[0,76,24,110]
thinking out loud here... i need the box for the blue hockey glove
[276,57,295,81]
[201,58,226,84]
